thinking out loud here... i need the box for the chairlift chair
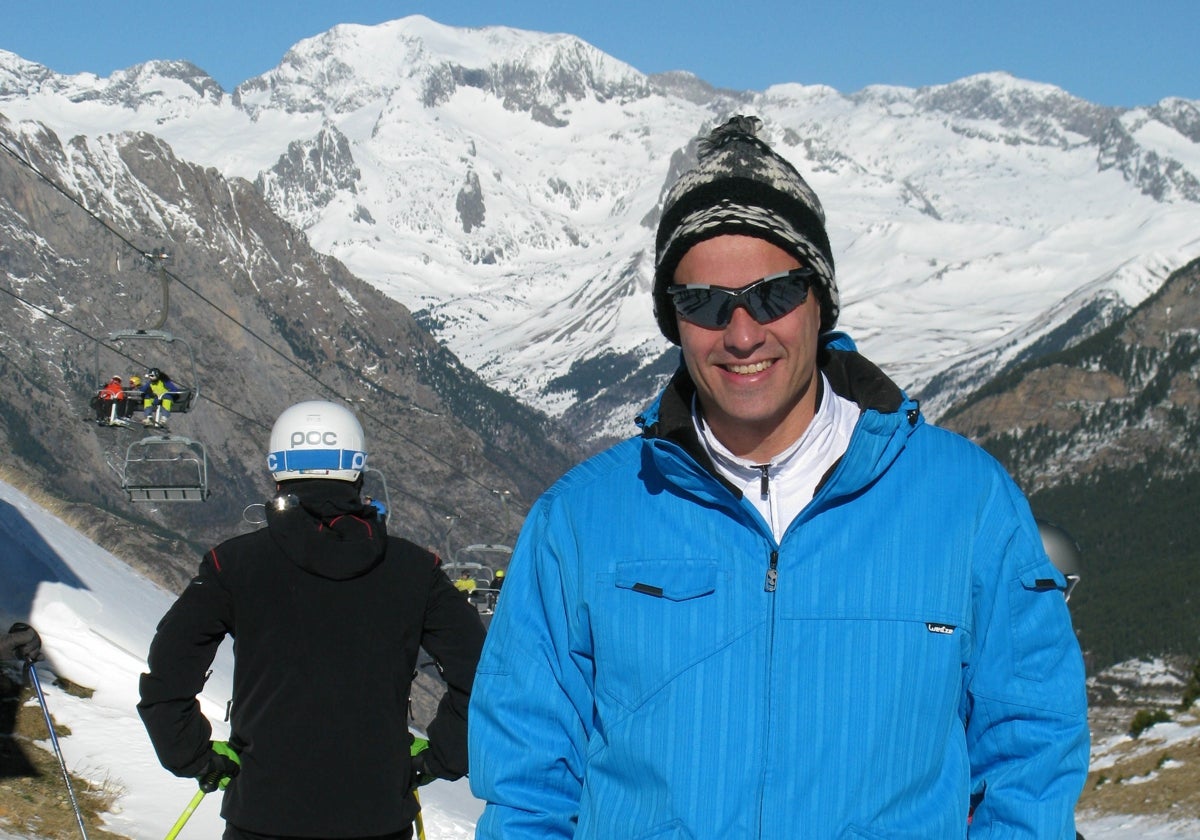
[453,543,513,571]
[97,328,201,419]
[121,433,210,502]
[445,544,513,616]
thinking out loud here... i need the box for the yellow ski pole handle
[164,788,207,840]
[413,789,426,840]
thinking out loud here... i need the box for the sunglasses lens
[751,275,810,321]
[669,269,812,329]
[670,288,729,325]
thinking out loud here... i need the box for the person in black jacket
[138,400,485,839]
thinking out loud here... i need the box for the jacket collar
[636,332,921,501]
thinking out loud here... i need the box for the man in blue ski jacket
[468,115,1089,838]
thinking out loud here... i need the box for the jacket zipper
[754,463,770,497]
[764,549,778,592]
[759,546,780,837]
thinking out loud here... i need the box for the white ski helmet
[267,400,367,483]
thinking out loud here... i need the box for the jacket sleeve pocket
[1008,564,1071,682]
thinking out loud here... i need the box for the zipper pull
[754,463,770,497]
[764,549,778,592]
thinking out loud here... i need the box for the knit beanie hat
[653,115,838,344]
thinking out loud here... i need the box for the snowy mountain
[2,472,1198,839]
[2,14,1198,441]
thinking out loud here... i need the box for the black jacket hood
[265,479,386,580]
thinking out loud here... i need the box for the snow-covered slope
[1,15,1198,438]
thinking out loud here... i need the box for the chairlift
[452,543,514,567]
[120,433,210,502]
[96,328,201,416]
[444,543,513,616]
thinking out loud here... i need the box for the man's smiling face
[674,234,823,463]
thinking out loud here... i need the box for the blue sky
[4,1,1197,108]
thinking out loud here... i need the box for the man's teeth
[727,360,773,375]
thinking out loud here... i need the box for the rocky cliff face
[943,258,1200,491]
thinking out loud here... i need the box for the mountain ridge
[2,17,1199,618]
[3,18,1198,442]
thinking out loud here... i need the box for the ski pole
[163,789,206,840]
[413,789,426,840]
[25,657,90,840]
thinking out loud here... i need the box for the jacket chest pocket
[590,559,732,711]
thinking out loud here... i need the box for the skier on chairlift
[141,367,182,431]
[91,374,127,425]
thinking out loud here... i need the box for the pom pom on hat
[653,115,838,344]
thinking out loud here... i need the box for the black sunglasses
[666,267,815,330]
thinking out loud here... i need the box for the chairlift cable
[1,137,382,412]
[0,282,261,431]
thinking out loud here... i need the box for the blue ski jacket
[469,335,1088,839]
